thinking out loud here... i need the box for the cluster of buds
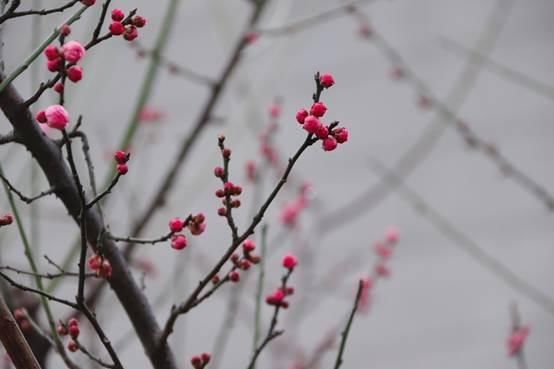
[373,227,399,278]
[225,239,261,283]
[36,105,70,130]
[87,254,112,278]
[168,213,206,250]
[57,318,80,352]
[0,213,13,227]
[265,285,294,308]
[215,179,243,216]
[190,352,211,369]
[109,8,147,41]
[44,40,86,92]
[295,73,349,152]
[507,326,530,357]
[12,308,30,331]
[114,150,130,175]
[265,253,297,307]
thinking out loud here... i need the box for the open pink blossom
[44,105,69,130]
[61,41,86,63]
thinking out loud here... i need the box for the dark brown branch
[0,74,178,369]
[0,291,42,369]
[75,340,115,369]
[246,269,293,369]
[332,280,364,369]
[0,271,79,309]
[0,172,55,204]
[0,0,79,24]
[158,132,317,346]
[121,1,269,259]
[0,265,94,280]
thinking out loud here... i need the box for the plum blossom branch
[315,0,516,234]
[332,280,364,369]
[367,158,554,317]
[246,267,294,369]
[349,8,554,210]
[440,37,554,102]
[0,265,94,280]
[0,0,79,24]
[74,339,116,369]
[129,42,216,87]
[0,271,79,309]
[0,3,89,94]
[0,171,56,204]
[255,0,379,37]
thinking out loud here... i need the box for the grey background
[1,0,553,368]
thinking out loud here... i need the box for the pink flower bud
[310,102,327,117]
[67,340,78,352]
[214,166,224,178]
[44,104,69,130]
[303,115,321,134]
[61,41,85,63]
[296,109,309,124]
[35,110,47,123]
[44,45,59,61]
[124,25,138,41]
[109,21,125,35]
[171,234,188,250]
[169,217,184,232]
[322,136,337,151]
[315,124,329,140]
[229,270,240,282]
[201,352,211,364]
[242,239,256,253]
[47,58,62,72]
[111,9,125,21]
[81,0,96,5]
[319,73,335,88]
[114,150,129,164]
[116,163,128,175]
[68,324,80,339]
[282,253,298,270]
[132,15,147,28]
[66,65,83,83]
[333,127,348,143]
[53,83,64,94]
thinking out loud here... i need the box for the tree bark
[0,75,178,369]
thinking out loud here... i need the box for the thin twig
[332,280,364,369]
[0,172,55,204]
[0,0,79,24]
[0,271,79,309]
[368,158,554,317]
[246,269,293,369]
[0,265,94,280]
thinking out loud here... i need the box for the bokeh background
[1,0,554,368]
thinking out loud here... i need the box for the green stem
[0,165,67,357]
[0,4,88,93]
